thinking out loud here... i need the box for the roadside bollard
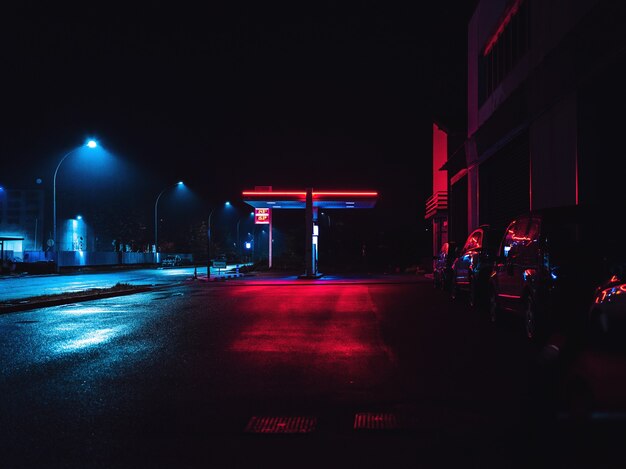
[194,267,197,279]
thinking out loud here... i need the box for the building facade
[425,122,449,255]
[0,188,45,257]
[453,0,626,236]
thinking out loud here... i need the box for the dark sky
[2,2,476,255]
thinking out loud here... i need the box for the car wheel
[525,294,541,341]
[442,272,451,292]
[488,287,499,323]
[469,277,477,308]
[450,274,459,300]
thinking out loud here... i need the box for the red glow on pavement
[228,285,379,355]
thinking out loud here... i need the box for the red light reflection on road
[228,285,379,355]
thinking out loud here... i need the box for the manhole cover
[245,416,317,434]
[353,412,399,430]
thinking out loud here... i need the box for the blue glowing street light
[236,212,254,260]
[154,181,184,255]
[207,201,233,278]
[52,139,98,272]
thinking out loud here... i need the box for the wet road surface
[1,273,625,468]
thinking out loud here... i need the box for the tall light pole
[236,212,254,261]
[53,139,98,273]
[321,211,331,228]
[207,201,232,278]
[207,207,216,278]
[154,181,183,258]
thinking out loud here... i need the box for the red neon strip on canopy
[242,191,306,196]
[242,191,378,197]
[313,191,378,197]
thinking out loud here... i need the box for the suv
[450,225,499,308]
[488,205,617,342]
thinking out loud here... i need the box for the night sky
[2,2,477,264]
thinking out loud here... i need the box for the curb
[0,285,154,314]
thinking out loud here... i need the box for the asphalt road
[1,272,624,468]
[0,265,241,302]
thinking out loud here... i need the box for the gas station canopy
[242,190,378,209]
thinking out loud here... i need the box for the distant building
[425,122,449,255]
[449,0,626,236]
[0,188,45,257]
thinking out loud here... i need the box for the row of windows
[478,0,530,105]
[0,203,42,211]
[0,209,41,217]
[2,190,42,198]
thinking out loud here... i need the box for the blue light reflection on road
[58,327,122,352]
[0,266,198,302]
[0,264,248,302]
[0,296,160,375]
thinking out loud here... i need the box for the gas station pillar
[303,188,321,279]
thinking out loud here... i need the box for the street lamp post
[321,211,331,228]
[207,201,232,278]
[207,207,215,278]
[154,181,183,260]
[53,139,98,273]
[236,212,254,262]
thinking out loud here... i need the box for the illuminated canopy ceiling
[242,190,378,209]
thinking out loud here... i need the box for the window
[479,0,530,105]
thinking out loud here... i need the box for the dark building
[0,188,45,257]
[445,0,626,239]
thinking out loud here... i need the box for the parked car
[535,270,626,424]
[588,268,626,348]
[161,255,182,267]
[432,241,457,291]
[487,204,618,342]
[450,225,499,308]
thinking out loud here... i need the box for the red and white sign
[254,207,271,224]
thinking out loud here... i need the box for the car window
[442,243,449,256]
[464,230,483,251]
[502,218,529,258]
[483,229,501,255]
[517,218,540,262]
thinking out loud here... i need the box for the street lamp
[53,139,98,272]
[321,211,331,228]
[154,181,184,257]
[236,212,254,261]
[207,201,233,278]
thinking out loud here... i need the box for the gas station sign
[254,207,271,224]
